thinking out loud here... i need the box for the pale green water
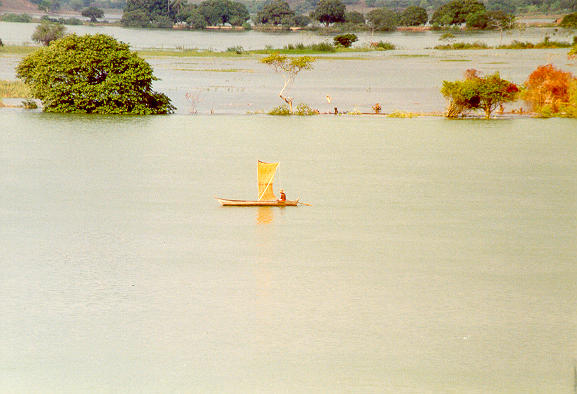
[1,112,576,393]
[0,21,573,49]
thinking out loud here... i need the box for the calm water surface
[1,112,576,393]
[0,21,573,49]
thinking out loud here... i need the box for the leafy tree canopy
[311,0,345,26]
[121,9,150,26]
[177,6,207,28]
[333,33,357,47]
[486,0,516,14]
[82,6,104,22]
[16,34,175,114]
[399,5,428,26]
[367,7,398,31]
[32,21,66,46]
[522,64,576,114]
[344,10,364,24]
[441,69,518,118]
[256,0,295,25]
[293,14,311,26]
[122,0,168,26]
[431,0,485,26]
[466,9,515,30]
[560,12,577,28]
[199,0,250,26]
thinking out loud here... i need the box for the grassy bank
[138,43,395,57]
[0,45,38,55]
[0,80,30,98]
[434,37,576,50]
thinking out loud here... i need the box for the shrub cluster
[441,69,519,118]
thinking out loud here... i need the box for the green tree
[121,9,150,26]
[399,5,428,26]
[81,6,104,22]
[333,33,357,47]
[367,7,398,31]
[431,0,485,26]
[293,14,311,26]
[32,21,66,46]
[441,69,519,118]
[560,12,577,28]
[122,0,168,27]
[177,5,207,28]
[486,0,516,14]
[16,34,175,114]
[260,53,315,112]
[311,0,345,26]
[344,10,364,24]
[256,0,294,25]
[199,0,249,26]
[465,10,488,28]
[170,0,188,15]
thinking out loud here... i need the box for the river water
[1,20,575,49]
[1,112,576,393]
[1,22,577,393]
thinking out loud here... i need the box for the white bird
[326,95,332,104]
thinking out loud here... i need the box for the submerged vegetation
[435,36,576,50]
[496,36,575,49]
[434,41,490,50]
[269,103,318,116]
[441,61,577,119]
[441,69,519,118]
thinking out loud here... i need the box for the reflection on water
[256,207,274,224]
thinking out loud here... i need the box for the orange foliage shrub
[523,64,576,113]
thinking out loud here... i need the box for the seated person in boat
[278,189,286,202]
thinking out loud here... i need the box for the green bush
[560,12,577,28]
[370,40,395,50]
[310,42,335,52]
[226,45,244,54]
[17,34,175,114]
[333,33,358,48]
[32,21,66,46]
[0,13,32,23]
[294,103,318,115]
[496,37,572,49]
[269,104,291,115]
[21,99,38,109]
[61,17,83,25]
[434,41,489,50]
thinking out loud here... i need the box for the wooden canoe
[216,198,299,207]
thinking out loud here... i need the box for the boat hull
[216,198,299,206]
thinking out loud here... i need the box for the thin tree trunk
[279,77,293,112]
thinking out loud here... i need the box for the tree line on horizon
[120,0,573,30]
[3,0,575,20]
